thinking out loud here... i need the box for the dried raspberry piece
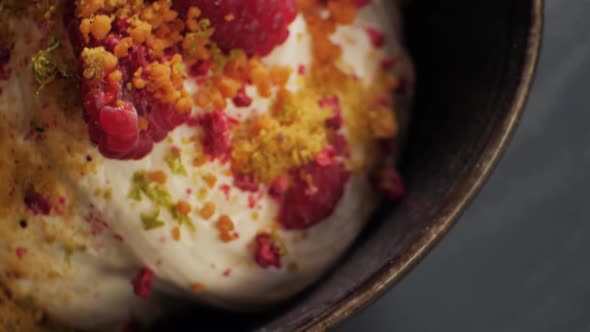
[254,233,281,268]
[319,96,343,129]
[131,267,154,298]
[0,47,11,81]
[174,0,298,56]
[233,173,259,192]
[366,27,386,48]
[232,87,253,107]
[379,167,406,201]
[197,110,233,159]
[15,247,27,260]
[24,191,52,216]
[189,60,213,77]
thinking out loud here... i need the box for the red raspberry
[273,135,351,230]
[67,15,190,160]
[175,0,298,56]
[99,103,138,138]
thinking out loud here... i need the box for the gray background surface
[338,1,590,331]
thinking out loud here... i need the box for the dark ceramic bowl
[150,1,543,331]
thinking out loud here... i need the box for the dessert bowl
[147,0,543,331]
[0,0,541,330]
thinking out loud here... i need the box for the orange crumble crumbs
[202,173,217,188]
[191,282,205,294]
[231,88,330,182]
[215,215,237,242]
[197,187,208,201]
[81,47,118,80]
[199,202,216,220]
[147,170,167,184]
[175,200,192,216]
[171,226,181,241]
[76,0,198,114]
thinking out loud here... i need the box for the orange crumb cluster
[199,202,216,220]
[299,0,400,163]
[231,89,331,182]
[76,0,199,113]
[215,215,238,242]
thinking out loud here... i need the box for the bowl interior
[149,1,540,331]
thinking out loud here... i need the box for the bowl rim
[299,1,544,331]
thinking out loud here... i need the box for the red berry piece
[131,267,154,299]
[99,103,138,138]
[232,87,253,107]
[319,96,343,129]
[367,27,386,48]
[197,110,233,159]
[174,0,298,56]
[379,167,406,201]
[254,233,281,269]
[24,191,52,216]
[233,173,259,192]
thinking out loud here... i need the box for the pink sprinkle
[131,267,154,298]
[254,233,281,269]
[298,64,307,75]
[381,57,398,70]
[248,195,257,209]
[222,268,232,277]
[220,184,231,200]
[233,87,253,107]
[319,96,343,130]
[367,28,386,48]
[84,212,110,237]
[189,60,213,77]
[24,191,52,216]
[234,173,259,193]
[382,168,406,201]
[15,247,27,260]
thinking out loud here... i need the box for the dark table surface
[338,1,590,331]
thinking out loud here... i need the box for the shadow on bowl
[148,1,542,331]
